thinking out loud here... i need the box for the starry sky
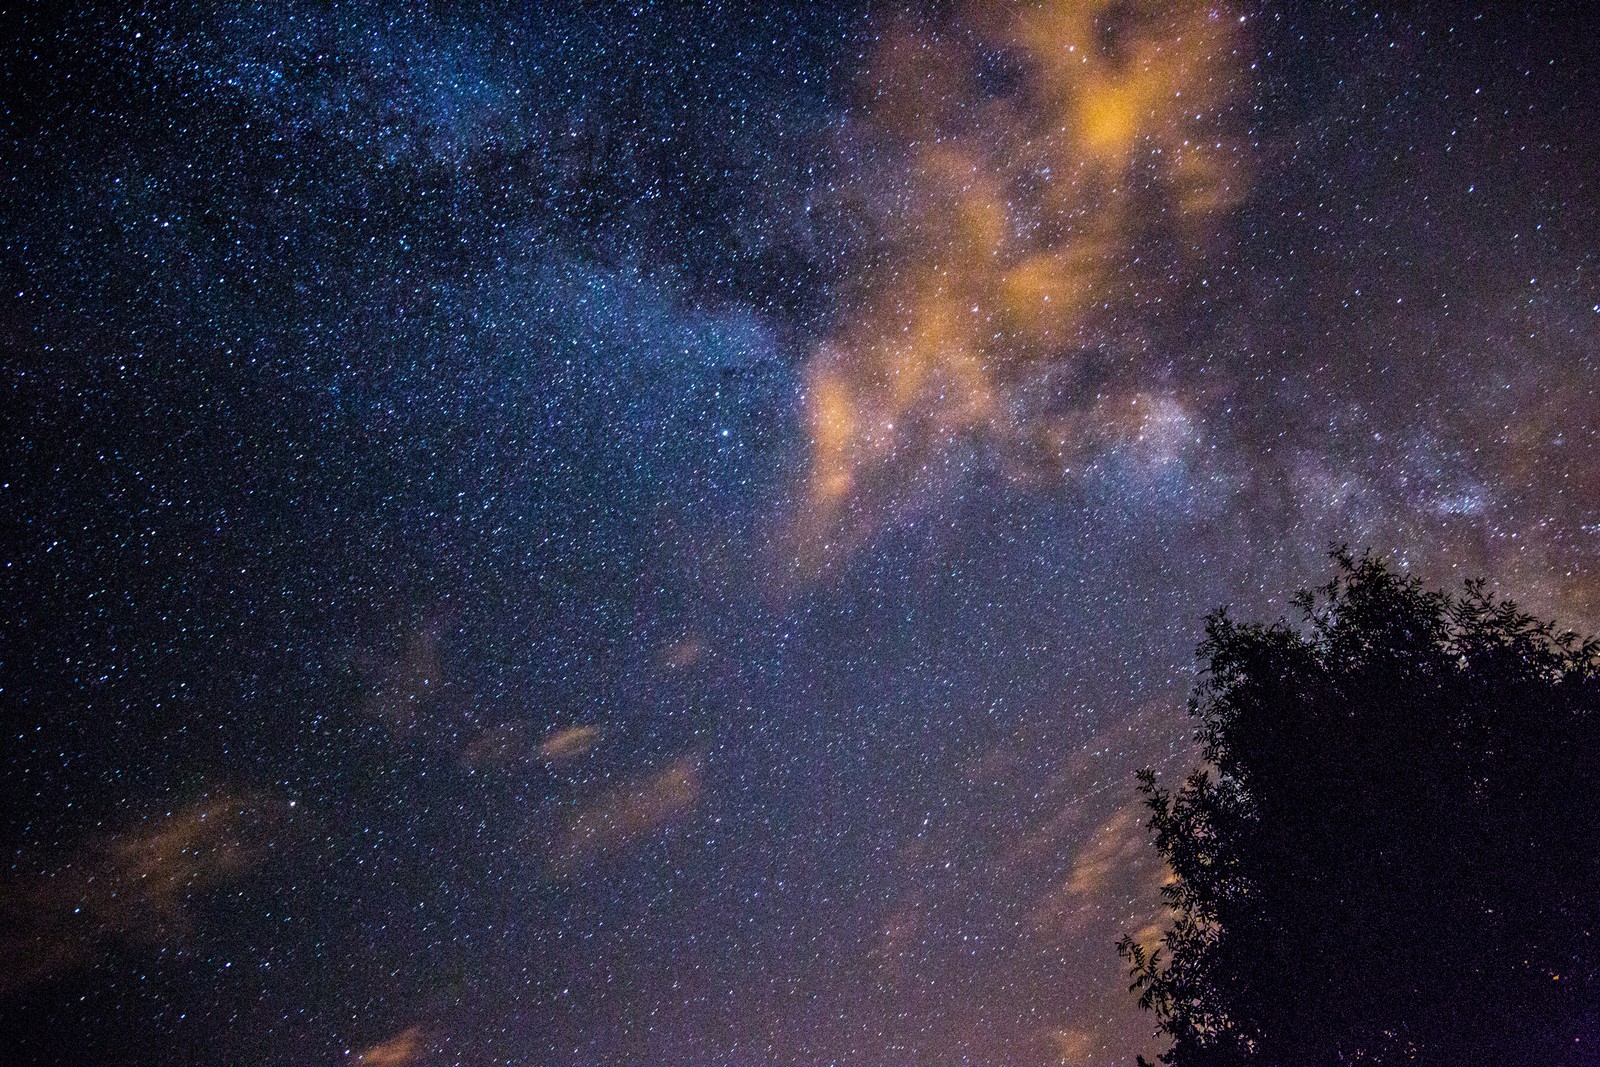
[4,2,1600,1065]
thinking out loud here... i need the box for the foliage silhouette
[1120,550,1600,1065]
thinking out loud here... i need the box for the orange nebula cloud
[856,698,1191,1065]
[355,1026,427,1066]
[1028,800,1165,939]
[551,754,703,874]
[538,723,602,763]
[0,792,280,994]
[795,0,1246,569]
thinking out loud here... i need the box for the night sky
[5,2,1600,1065]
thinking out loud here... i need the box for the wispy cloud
[551,755,704,874]
[354,1025,427,1066]
[0,792,282,994]
[793,0,1247,570]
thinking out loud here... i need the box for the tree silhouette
[1120,550,1600,1065]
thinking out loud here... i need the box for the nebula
[797,0,1247,568]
